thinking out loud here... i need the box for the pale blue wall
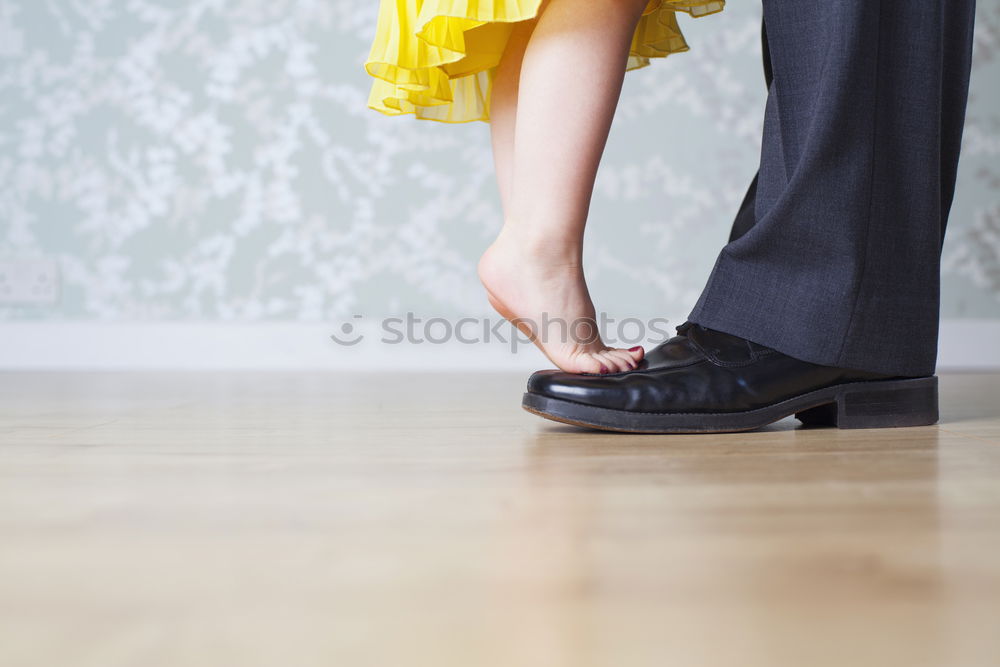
[1,1,998,322]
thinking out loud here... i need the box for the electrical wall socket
[0,259,60,304]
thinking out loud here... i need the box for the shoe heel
[795,376,939,429]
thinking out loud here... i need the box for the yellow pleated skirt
[365,0,725,123]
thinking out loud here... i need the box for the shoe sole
[521,376,939,434]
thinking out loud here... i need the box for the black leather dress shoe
[522,322,938,434]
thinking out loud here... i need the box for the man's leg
[519,0,976,433]
[689,0,976,377]
[726,21,772,245]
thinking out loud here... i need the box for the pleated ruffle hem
[365,0,725,123]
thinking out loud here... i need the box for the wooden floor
[1,372,999,667]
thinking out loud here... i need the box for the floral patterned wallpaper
[1,1,998,323]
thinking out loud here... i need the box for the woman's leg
[489,15,536,218]
[480,0,650,374]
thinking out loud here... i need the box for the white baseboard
[0,319,997,371]
[0,320,545,371]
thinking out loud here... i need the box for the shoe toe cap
[526,369,626,407]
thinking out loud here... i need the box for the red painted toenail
[600,364,609,374]
[629,346,642,352]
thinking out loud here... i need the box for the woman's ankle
[493,222,584,267]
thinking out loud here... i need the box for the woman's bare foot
[477,227,644,374]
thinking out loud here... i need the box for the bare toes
[604,349,638,372]
[571,353,606,375]
[594,350,628,374]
